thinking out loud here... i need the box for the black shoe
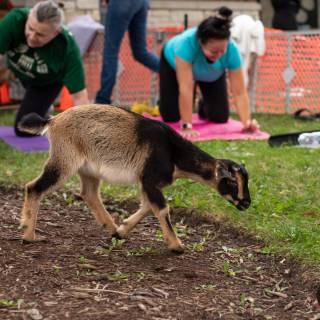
[294,108,320,121]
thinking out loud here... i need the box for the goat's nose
[241,199,251,208]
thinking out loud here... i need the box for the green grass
[1,110,320,264]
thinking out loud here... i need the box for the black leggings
[14,81,63,137]
[159,50,229,123]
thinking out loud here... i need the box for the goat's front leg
[116,193,151,238]
[152,204,184,253]
[144,186,184,253]
[79,172,118,236]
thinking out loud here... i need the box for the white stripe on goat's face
[216,160,251,211]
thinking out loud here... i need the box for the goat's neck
[173,156,220,187]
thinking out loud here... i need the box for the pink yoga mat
[143,114,269,141]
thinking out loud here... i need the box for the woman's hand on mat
[242,119,260,133]
[181,128,200,139]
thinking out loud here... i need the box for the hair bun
[57,2,64,9]
[217,6,233,20]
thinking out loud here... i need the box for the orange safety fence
[79,28,320,114]
[254,29,320,113]
[60,28,181,109]
[56,27,183,110]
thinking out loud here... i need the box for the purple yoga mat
[0,126,49,152]
[0,115,269,152]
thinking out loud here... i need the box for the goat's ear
[232,165,241,172]
[215,165,231,180]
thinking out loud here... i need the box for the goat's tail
[17,113,52,135]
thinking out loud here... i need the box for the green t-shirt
[0,8,85,93]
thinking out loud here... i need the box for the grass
[1,110,320,264]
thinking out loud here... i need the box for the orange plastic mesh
[82,29,179,106]
[74,28,320,114]
[254,30,320,113]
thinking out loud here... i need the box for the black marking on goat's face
[217,161,251,211]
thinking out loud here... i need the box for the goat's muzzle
[236,199,251,211]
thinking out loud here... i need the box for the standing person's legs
[198,73,229,123]
[95,0,133,104]
[14,82,62,137]
[128,0,160,73]
[159,50,180,122]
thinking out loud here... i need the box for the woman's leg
[128,0,160,73]
[159,50,180,122]
[14,82,62,137]
[95,0,133,104]
[198,73,229,123]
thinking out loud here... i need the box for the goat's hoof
[114,225,128,239]
[21,236,35,244]
[111,232,124,240]
[169,244,185,254]
[21,236,47,244]
[21,231,35,241]
[21,239,33,245]
[73,193,83,201]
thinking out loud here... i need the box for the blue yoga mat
[0,126,49,152]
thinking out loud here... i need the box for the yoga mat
[143,114,270,141]
[0,126,49,152]
[0,115,269,152]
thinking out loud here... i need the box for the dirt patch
[0,185,319,320]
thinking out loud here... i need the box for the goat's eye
[227,180,237,188]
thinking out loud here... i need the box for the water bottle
[298,132,320,148]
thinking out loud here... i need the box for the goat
[18,105,251,253]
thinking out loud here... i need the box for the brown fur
[18,104,251,253]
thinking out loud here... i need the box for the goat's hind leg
[21,162,69,242]
[116,193,151,238]
[78,170,118,237]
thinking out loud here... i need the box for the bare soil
[0,185,320,320]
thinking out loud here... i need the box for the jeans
[96,0,160,104]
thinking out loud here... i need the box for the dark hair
[196,7,233,44]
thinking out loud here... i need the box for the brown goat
[18,105,251,253]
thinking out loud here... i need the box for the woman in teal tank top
[159,7,259,139]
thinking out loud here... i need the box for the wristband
[181,122,193,130]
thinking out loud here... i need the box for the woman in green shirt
[0,0,89,136]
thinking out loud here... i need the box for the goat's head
[215,159,251,211]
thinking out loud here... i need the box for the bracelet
[181,122,193,130]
